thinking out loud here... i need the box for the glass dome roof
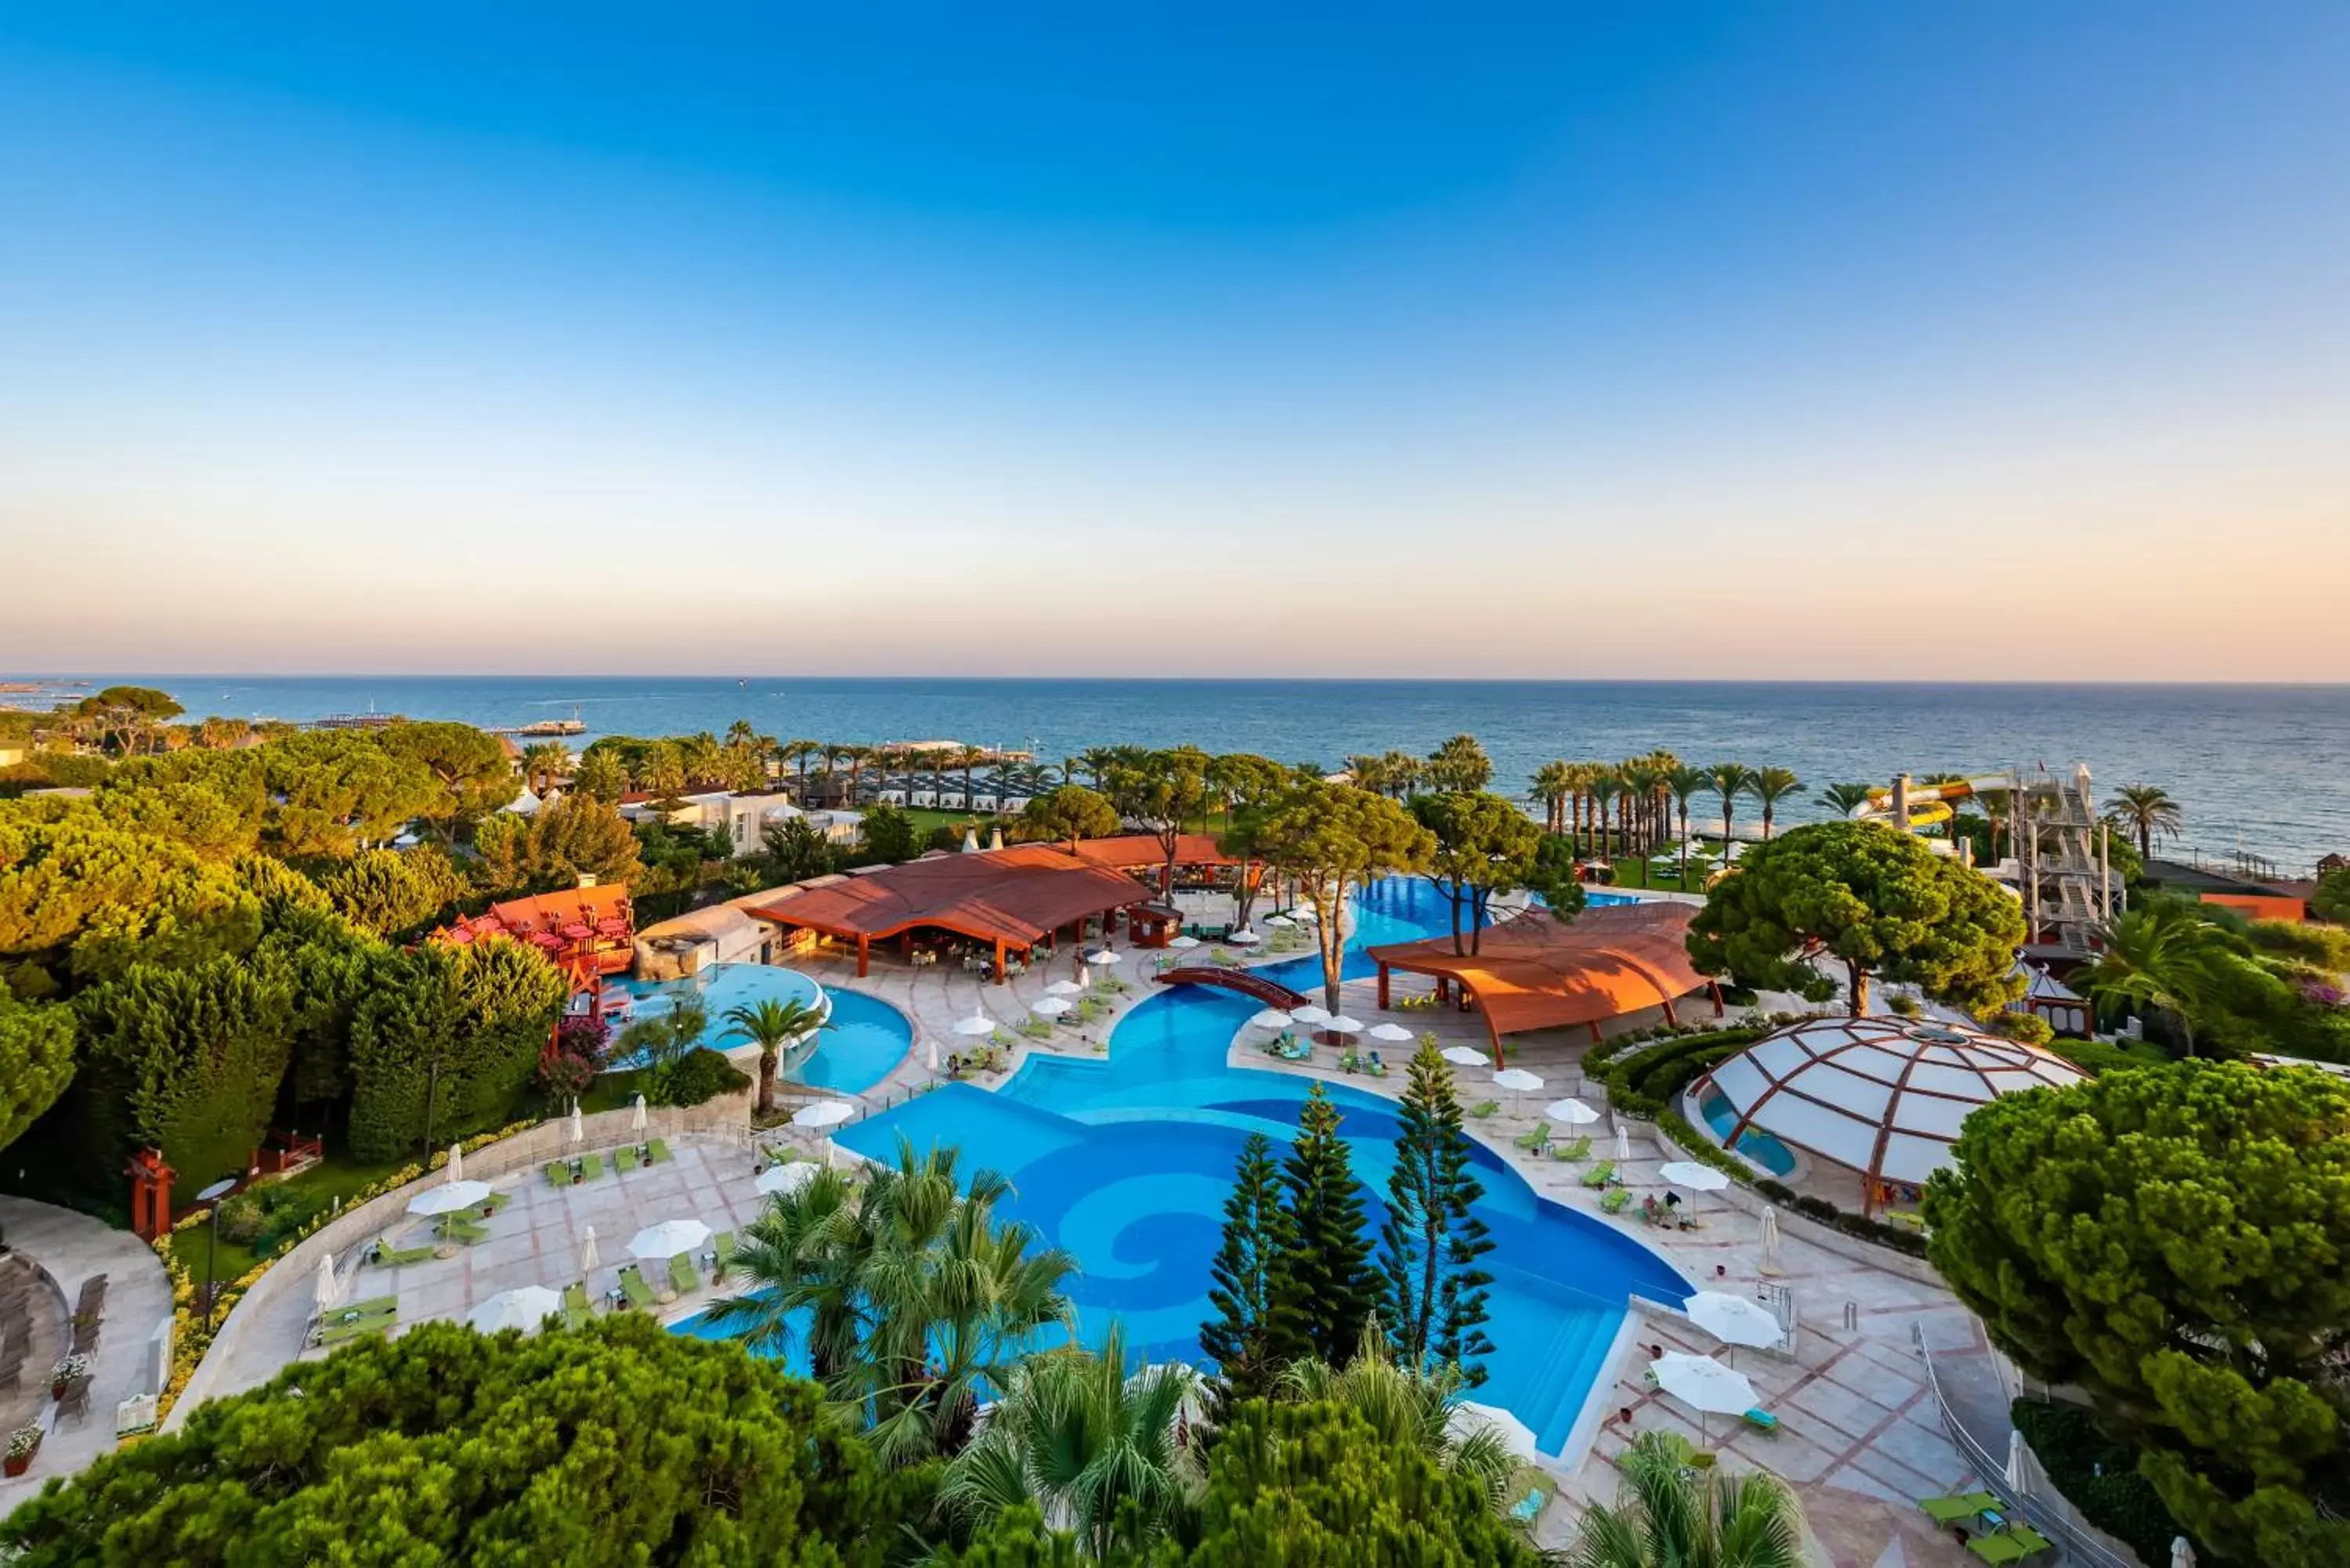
[1695,1016,2085,1188]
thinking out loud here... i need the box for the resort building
[617,789,854,857]
[436,882,638,978]
[743,844,1149,981]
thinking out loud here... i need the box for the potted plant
[49,1353,89,1400]
[4,1425,39,1477]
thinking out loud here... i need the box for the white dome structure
[1692,1017,2085,1211]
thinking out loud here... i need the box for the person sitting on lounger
[947,1053,963,1078]
[1366,1051,1384,1072]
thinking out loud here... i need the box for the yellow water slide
[1851,774,2013,832]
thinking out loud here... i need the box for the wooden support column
[993,938,1007,984]
[1710,982,1725,1018]
[1376,963,1390,1010]
[856,933,870,977]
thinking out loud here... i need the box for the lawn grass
[171,1150,415,1284]
[1599,856,1714,893]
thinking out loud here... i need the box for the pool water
[678,876,1689,1455]
[610,965,912,1097]
[1697,1090,1799,1176]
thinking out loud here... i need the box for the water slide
[1849,774,2013,832]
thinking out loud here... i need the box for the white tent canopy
[1694,1017,2086,1204]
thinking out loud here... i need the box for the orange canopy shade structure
[744,846,1146,981]
[438,882,636,977]
[1065,833,1242,871]
[1368,901,1719,1054]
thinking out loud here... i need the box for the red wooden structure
[127,1147,176,1240]
[1153,967,1309,1010]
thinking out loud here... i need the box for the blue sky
[3,5,2346,677]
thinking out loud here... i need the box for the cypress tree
[1279,1084,1379,1366]
[1379,1042,1495,1384]
[1199,1132,1308,1406]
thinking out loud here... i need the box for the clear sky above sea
[2,5,2346,680]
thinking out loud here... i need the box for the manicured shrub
[653,1047,752,1108]
[345,937,564,1160]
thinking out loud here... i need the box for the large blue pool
[678,876,1689,1454]
[612,964,911,1096]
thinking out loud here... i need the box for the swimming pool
[675,876,1690,1455]
[610,964,912,1096]
[1697,1089,1799,1177]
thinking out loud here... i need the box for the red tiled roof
[745,846,1143,948]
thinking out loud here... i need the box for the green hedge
[1600,1025,1773,1116]
[2011,1399,2197,1568]
[346,938,564,1161]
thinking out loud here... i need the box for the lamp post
[197,1174,240,1328]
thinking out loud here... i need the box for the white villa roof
[1696,1016,2086,1186]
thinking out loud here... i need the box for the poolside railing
[1911,1321,2136,1568]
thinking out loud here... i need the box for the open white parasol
[1491,1068,1545,1094]
[1367,1022,1414,1042]
[953,1012,996,1038]
[757,1161,819,1197]
[407,1180,491,1217]
[1685,1291,1784,1355]
[1169,935,1200,950]
[1046,979,1083,995]
[1544,1097,1603,1126]
[1441,1046,1489,1068]
[468,1284,563,1335]
[1249,1009,1293,1030]
[1325,1014,1363,1035]
[1649,1350,1759,1444]
[1032,996,1072,1017]
[628,1219,712,1260]
[791,1100,855,1129]
[1291,1004,1332,1025]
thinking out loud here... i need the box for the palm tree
[938,1323,1204,1559]
[1077,748,1119,788]
[1665,764,1710,884]
[640,742,688,805]
[2103,783,2183,862]
[721,996,829,1115]
[572,748,626,802]
[520,742,568,796]
[725,718,758,750]
[678,731,725,789]
[782,739,823,800]
[1379,750,1423,800]
[1744,767,1802,840]
[2075,901,2240,1057]
[1587,774,1624,861]
[1620,763,1662,855]
[706,1138,1076,1461]
[1708,762,1755,856]
[1817,782,1873,818]
[959,745,989,812]
[1530,761,1575,836]
[1569,1429,1806,1567]
[1278,1324,1516,1512]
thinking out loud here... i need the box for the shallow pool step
[1515,1310,1623,1456]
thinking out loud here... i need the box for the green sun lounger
[545,1161,572,1188]
[577,1152,604,1182]
[1020,1017,1054,1039]
[1919,1492,2001,1524]
[616,1264,657,1311]
[1599,1188,1632,1215]
[1512,1126,1548,1151]
[615,1145,640,1173]
[667,1253,700,1295]
[346,1295,397,1318]
[483,1190,512,1214]
[646,1138,671,1165]
[710,1230,736,1281]
[1550,1136,1591,1162]
[562,1281,591,1330]
[1579,1160,1617,1188]
[437,1216,490,1245]
[372,1241,436,1266]
[1967,1532,2050,1565]
[1468,1100,1499,1118]
[317,1316,392,1348]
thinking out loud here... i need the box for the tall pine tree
[1379,1041,1496,1384]
[1280,1084,1379,1366]
[1198,1132,1308,1409]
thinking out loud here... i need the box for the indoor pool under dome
[611,963,913,1097]
[679,880,1690,1456]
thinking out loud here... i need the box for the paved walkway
[0,1198,171,1511]
[203,1135,772,1405]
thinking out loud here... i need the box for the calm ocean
[34,676,2350,874]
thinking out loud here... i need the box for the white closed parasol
[580,1226,599,1272]
[445,1143,464,1183]
[313,1251,339,1314]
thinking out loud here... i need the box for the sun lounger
[709,1231,736,1281]
[616,1264,658,1311]
[437,1216,490,1245]
[1578,1160,1617,1188]
[1020,1017,1054,1039]
[1968,1531,2052,1565]
[667,1253,700,1295]
[1468,1100,1499,1118]
[545,1161,571,1188]
[562,1281,591,1330]
[1599,1188,1632,1215]
[615,1145,640,1173]
[346,1295,396,1318]
[1549,1136,1591,1162]
[316,1317,391,1348]
[1918,1493,2001,1524]
[578,1152,604,1182]
[1512,1126,1548,1152]
[1507,1484,1549,1525]
[371,1240,436,1266]
[1741,1407,1780,1434]
[483,1190,512,1214]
